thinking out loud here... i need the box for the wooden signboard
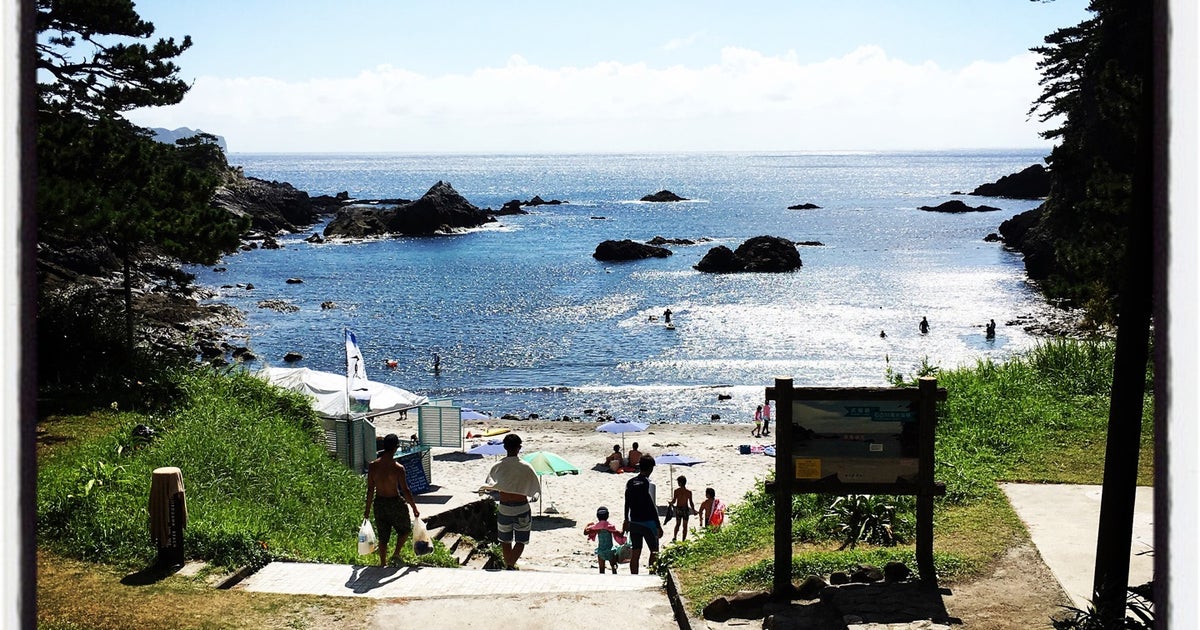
[767,377,946,593]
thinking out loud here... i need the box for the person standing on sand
[486,433,541,569]
[364,433,420,567]
[752,405,762,438]
[669,476,696,542]
[761,400,772,437]
[623,456,662,574]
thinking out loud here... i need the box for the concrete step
[426,525,446,541]
[450,537,475,565]
[439,532,462,554]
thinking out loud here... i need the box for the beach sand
[373,417,777,571]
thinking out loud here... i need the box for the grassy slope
[666,339,1154,610]
[36,369,460,628]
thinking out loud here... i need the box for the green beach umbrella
[520,451,578,515]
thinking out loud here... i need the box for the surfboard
[482,427,511,437]
[665,323,676,330]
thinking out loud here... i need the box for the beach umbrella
[461,409,491,421]
[466,439,508,456]
[656,452,705,479]
[596,419,649,451]
[521,451,579,515]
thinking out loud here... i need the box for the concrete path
[1001,483,1154,610]
[237,562,678,629]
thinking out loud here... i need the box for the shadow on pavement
[344,565,421,594]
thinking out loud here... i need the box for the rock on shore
[969,164,1051,199]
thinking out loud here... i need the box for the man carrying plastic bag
[364,434,421,567]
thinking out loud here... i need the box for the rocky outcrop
[211,176,318,235]
[640,190,687,202]
[694,236,802,273]
[970,164,1051,199]
[788,203,821,210]
[496,200,530,216]
[998,206,1055,280]
[323,181,494,237]
[918,200,1001,213]
[592,239,672,261]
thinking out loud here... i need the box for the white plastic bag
[412,517,433,556]
[358,518,378,556]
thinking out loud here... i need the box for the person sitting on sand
[605,444,624,473]
[584,506,626,574]
[627,442,643,468]
[669,476,696,542]
[699,487,725,530]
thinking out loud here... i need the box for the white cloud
[661,32,705,51]
[126,46,1054,152]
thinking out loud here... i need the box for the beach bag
[739,444,751,455]
[412,517,433,556]
[358,519,377,556]
[614,541,633,564]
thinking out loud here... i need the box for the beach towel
[709,500,726,527]
[584,520,627,546]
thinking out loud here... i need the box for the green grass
[661,338,1155,611]
[37,368,459,571]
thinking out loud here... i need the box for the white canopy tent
[257,366,428,418]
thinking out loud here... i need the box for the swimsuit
[372,496,411,546]
[496,500,532,544]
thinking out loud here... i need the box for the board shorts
[672,505,690,519]
[373,496,411,546]
[627,519,660,552]
[496,500,532,545]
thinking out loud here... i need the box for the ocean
[192,150,1054,424]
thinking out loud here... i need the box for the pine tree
[36,0,245,353]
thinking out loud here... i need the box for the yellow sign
[794,458,821,480]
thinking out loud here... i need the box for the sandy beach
[373,417,777,571]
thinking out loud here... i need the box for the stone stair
[427,522,493,569]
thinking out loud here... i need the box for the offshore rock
[324,181,493,237]
[640,189,687,202]
[970,164,1051,199]
[646,236,696,246]
[788,202,821,210]
[695,236,802,273]
[917,200,1001,213]
[593,239,672,261]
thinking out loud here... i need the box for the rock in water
[969,164,1051,199]
[324,181,493,237]
[694,236,802,273]
[917,200,1001,213]
[592,239,672,261]
[640,190,687,202]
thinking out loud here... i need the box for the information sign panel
[791,398,919,484]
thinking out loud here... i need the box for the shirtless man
[669,475,696,542]
[364,433,420,567]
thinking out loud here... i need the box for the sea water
[191,150,1055,424]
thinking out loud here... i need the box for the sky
[119,0,1093,153]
